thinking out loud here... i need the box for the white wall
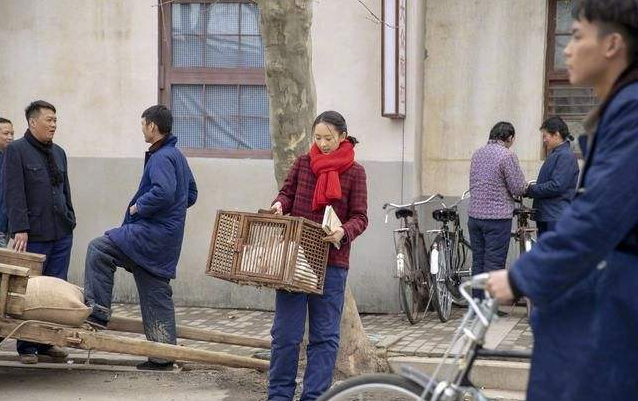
[421,0,548,196]
[0,0,158,158]
[312,0,425,167]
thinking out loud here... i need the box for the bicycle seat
[395,208,414,219]
[433,208,457,223]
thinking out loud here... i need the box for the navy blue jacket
[510,82,638,401]
[2,135,75,241]
[525,141,579,222]
[106,135,197,279]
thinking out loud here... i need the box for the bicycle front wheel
[398,239,426,324]
[317,374,425,401]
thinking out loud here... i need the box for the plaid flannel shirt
[274,155,368,269]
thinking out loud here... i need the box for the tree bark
[256,0,386,377]
[256,0,316,186]
[335,286,389,377]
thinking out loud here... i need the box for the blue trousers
[17,234,73,355]
[536,220,556,237]
[468,217,512,299]
[268,266,348,401]
[83,235,176,363]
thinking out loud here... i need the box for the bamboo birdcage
[206,210,330,294]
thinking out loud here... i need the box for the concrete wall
[421,0,548,196]
[0,0,157,158]
[0,0,427,312]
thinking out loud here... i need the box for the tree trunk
[335,286,389,377]
[256,0,316,186]
[256,0,386,377]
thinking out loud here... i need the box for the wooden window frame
[543,0,596,158]
[158,0,271,159]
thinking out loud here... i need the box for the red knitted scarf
[309,141,355,211]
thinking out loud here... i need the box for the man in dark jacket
[0,117,14,247]
[83,105,197,371]
[487,1,638,400]
[2,101,75,364]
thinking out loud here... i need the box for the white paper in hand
[322,205,342,250]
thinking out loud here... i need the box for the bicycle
[427,190,473,322]
[317,274,532,401]
[511,192,537,318]
[383,194,444,324]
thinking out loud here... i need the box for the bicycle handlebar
[382,193,444,211]
[460,273,494,326]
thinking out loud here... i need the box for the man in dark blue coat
[526,116,580,235]
[487,1,638,400]
[3,101,76,364]
[83,105,197,371]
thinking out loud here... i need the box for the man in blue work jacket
[83,105,197,371]
[487,1,638,400]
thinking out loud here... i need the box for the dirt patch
[0,365,269,401]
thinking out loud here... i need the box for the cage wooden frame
[206,210,330,294]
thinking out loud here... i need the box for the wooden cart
[0,249,269,371]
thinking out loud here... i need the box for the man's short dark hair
[0,117,12,125]
[25,100,56,122]
[141,105,172,135]
[572,0,638,63]
[540,116,573,141]
[489,121,516,141]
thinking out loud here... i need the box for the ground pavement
[0,303,532,360]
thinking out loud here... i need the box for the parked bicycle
[317,274,532,401]
[511,190,537,318]
[383,194,444,324]
[427,191,473,322]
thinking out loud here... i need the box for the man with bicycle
[487,1,638,400]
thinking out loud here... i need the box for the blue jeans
[17,234,73,355]
[268,266,348,401]
[83,235,176,363]
[468,217,512,299]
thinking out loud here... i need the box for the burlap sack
[20,276,92,327]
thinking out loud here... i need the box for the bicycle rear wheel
[449,234,472,306]
[397,238,426,324]
[430,235,452,322]
[317,374,426,401]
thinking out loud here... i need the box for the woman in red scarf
[267,111,368,401]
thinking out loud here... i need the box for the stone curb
[389,356,530,392]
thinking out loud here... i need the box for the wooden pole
[107,316,271,349]
[0,317,269,371]
[76,331,269,371]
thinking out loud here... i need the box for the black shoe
[496,310,509,318]
[39,345,68,360]
[19,354,38,365]
[136,361,174,371]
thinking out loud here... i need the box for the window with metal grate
[545,0,599,156]
[159,1,270,158]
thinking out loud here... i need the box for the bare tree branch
[354,0,396,29]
